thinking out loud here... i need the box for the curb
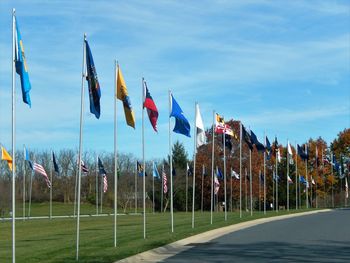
[115,209,332,263]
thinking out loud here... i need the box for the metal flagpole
[152,161,155,214]
[250,149,252,216]
[76,33,86,261]
[331,152,334,208]
[295,142,298,210]
[239,122,242,218]
[210,110,215,224]
[315,146,318,209]
[169,90,174,233]
[272,168,275,211]
[135,161,137,213]
[114,60,118,247]
[223,117,227,221]
[12,9,16,262]
[259,169,261,212]
[161,164,163,212]
[192,102,197,228]
[186,162,188,213]
[287,140,289,211]
[23,146,26,220]
[305,144,309,209]
[100,164,103,213]
[50,151,53,219]
[276,144,278,213]
[263,135,266,215]
[230,167,233,213]
[96,154,98,215]
[201,164,204,213]
[142,77,146,239]
[245,168,248,212]
[28,167,33,218]
[74,167,77,217]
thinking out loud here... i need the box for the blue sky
[0,0,349,160]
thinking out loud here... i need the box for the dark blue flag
[250,130,265,152]
[297,144,309,161]
[242,125,253,150]
[170,94,191,137]
[137,161,147,176]
[85,39,101,119]
[216,167,223,179]
[52,152,59,174]
[98,157,107,175]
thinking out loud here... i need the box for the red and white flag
[33,162,51,188]
[162,170,168,194]
[103,175,108,193]
[214,174,220,195]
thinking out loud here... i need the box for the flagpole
[192,102,197,228]
[295,142,298,210]
[152,162,155,214]
[272,168,275,211]
[287,140,289,211]
[135,161,137,213]
[76,33,86,261]
[230,167,233,213]
[12,9,16,263]
[96,154,98,215]
[245,168,248,212]
[315,146,318,209]
[249,149,252,216]
[331,152,334,208]
[169,89,174,233]
[161,164,163,212]
[223,118,227,221]
[276,140,278,213]
[305,144,309,209]
[142,77,146,239]
[239,122,242,218]
[114,60,118,247]
[23,146,26,220]
[186,162,188,213]
[210,110,215,224]
[50,151,53,219]
[258,169,261,212]
[100,163,103,213]
[263,133,266,215]
[28,168,33,218]
[201,164,204,213]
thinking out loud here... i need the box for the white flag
[195,103,206,147]
[277,149,281,163]
[287,141,293,156]
[231,169,240,180]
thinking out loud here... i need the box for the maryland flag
[116,65,135,128]
[1,146,13,171]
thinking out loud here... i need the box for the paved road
[164,209,350,262]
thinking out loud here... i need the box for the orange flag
[1,146,13,171]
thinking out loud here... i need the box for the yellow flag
[1,146,13,171]
[116,66,135,128]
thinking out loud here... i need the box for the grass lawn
[0,203,314,263]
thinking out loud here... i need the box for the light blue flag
[15,16,31,107]
[153,162,160,178]
[24,145,33,169]
[170,94,191,137]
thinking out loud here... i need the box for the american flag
[162,170,168,194]
[33,162,51,188]
[214,174,220,195]
[103,175,108,193]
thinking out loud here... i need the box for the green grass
[0,203,316,263]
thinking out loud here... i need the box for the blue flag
[170,94,191,137]
[24,146,33,169]
[153,162,160,178]
[216,167,223,179]
[85,39,101,119]
[52,152,59,174]
[15,17,31,107]
[98,157,107,175]
[300,175,306,184]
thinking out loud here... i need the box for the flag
[143,81,158,132]
[287,141,293,157]
[222,134,233,152]
[1,146,13,171]
[162,170,168,194]
[277,148,281,163]
[195,104,206,147]
[85,39,101,119]
[215,113,225,133]
[117,66,135,128]
[137,161,147,176]
[231,169,239,180]
[52,152,59,174]
[273,137,279,156]
[214,173,220,195]
[80,160,89,173]
[153,162,160,178]
[311,177,315,185]
[187,163,193,177]
[273,171,280,182]
[172,166,176,177]
[297,144,309,160]
[260,172,264,185]
[346,178,349,199]
[170,94,191,137]
[216,167,223,179]
[300,175,306,184]
[266,136,272,159]
[98,158,108,193]
[242,125,253,150]
[33,162,51,188]
[288,175,293,184]
[24,145,33,169]
[250,130,265,152]
[14,16,31,107]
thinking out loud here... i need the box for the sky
[0,0,349,160]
